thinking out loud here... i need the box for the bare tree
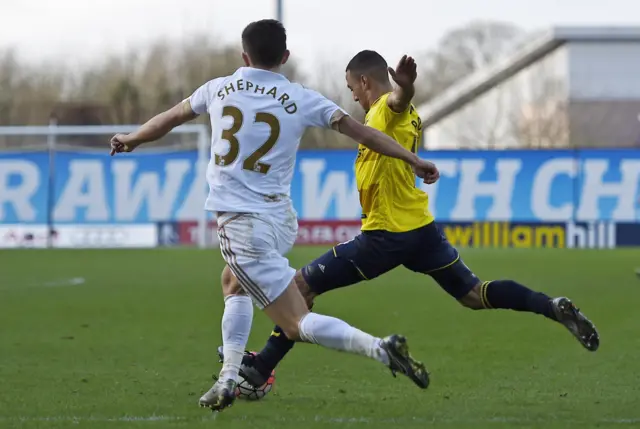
[0,23,538,150]
[299,58,362,149]
[430,71,570,150]
[0,50,65,127]
[417,20,525,104]
[430,85,511,149]
[503,54,570,149]
[509,82,569,148]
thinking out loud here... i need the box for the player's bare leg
[264,279,429,388]
[199,265,252,412]
[221,272,430,389]
[217,271,312,386]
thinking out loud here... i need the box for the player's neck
[249,65,282,74]
[368,83,394,106]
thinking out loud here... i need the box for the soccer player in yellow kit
[220,51,599,388]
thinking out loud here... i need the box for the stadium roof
[417,26,640,128]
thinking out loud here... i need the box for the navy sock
[481,280,555,320]
[253,325,296,375]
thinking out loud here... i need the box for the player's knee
[458,283,484,310]
[221,265,245,297]
[280,320,302,341]
[263,281,311,341]
[294,270,317,310]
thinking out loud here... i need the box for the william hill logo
[441,222,616,249]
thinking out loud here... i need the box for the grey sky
[1,0,639,84]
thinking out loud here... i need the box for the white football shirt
[188,67,346,214]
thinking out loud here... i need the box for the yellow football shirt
[355,93,433,232]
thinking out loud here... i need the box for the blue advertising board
[1,149,640,224]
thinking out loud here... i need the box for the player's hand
[412,159,439,185]
[110,134,136,156]
[388,55,417,89]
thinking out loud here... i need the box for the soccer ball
[235,372,275,400]
[234,353,276,401]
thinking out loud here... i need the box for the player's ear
[281,50,290,65]
[361,74,369,90]
[241,52,251,67]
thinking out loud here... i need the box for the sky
[1,0,640,84]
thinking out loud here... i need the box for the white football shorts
[216,207,298,309]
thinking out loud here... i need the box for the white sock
[218,295,253,383]
[298,313,389,366]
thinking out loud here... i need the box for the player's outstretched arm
[109,100,198,156]
[334,114,417,164]
[387,55,416,113]
[333,114,439,183]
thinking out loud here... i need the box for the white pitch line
[2,415,640,425]
[0,277,87,291]
[1,416,185,423]
[39,277,86,287]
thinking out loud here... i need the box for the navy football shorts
[301,221,479,300]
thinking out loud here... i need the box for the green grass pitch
[1,247,640,429]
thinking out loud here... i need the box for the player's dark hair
[345,50,389,83]
[241,19,287,68]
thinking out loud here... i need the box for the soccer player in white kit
[110,19,438,412]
